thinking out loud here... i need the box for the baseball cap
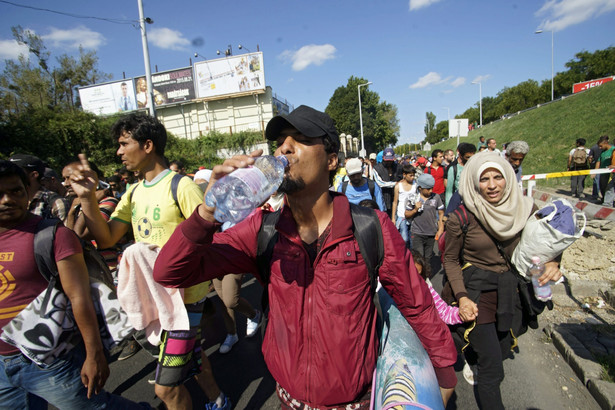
[417,173,435,189]
[345,158,363,176]
[193,169,212,182]
[383,147,395,161]
[43,167,60,179]
[9,154,45,175]
[416,157,427,165]
[265,105,340,152]
[369,153,377,160]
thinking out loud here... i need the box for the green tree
[0,26,110,118]
[495,80,543,117]
[325,76,399,153]
[424,111,439,144]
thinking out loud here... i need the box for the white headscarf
[458,151,533,241]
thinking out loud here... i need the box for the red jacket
[154,194,456,406]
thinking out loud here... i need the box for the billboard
[572,76,614,94]
[79,80,137,116]
[194,52,265,100]
[134,67,195,109]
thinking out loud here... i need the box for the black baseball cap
[265,105,340,153]
[9,154,45,175]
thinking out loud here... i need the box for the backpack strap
[341,180,348,195]
[256,210,281,310]
[170,173,186,219]
[128,172,186,219]
[34,218,62,283]
[367,179,376,202]
[349,203,384,291]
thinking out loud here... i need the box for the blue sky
[1,0,614,145]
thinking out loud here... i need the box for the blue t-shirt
[338,179,386,211]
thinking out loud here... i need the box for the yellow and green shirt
[111,170,208,303]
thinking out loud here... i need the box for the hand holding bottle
[199,150,262,222]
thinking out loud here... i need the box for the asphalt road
[102,276,600,410]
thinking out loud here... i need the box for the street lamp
[137,0,155,117]
[194,52,206,59]
[471,81,482,127]
[535,29,554,101]
[238,44,251,53]
[358,81,372,158]
[217,45,233,57]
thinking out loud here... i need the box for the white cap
[193,169,212,182]
[345,158,363,176]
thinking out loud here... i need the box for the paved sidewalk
[531,187,615,409]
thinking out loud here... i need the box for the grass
[596,354,615,382]
[431,81,615,191]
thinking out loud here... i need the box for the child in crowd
[391,164,417,248]
[405,173,444,263]
[358,199,379,209]
[410,250,462,326]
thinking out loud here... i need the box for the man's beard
[278,176,306,194]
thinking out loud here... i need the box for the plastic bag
[512,198,586,275]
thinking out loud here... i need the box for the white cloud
[0,39,30,61]
[409,0,443,11]
[409,72,450,89]
[536,0,615,31]
[279,44,336,71]
[450,77,466,87]
[42,26,105,49]
[148,27,190,51]
[471,74,491,84]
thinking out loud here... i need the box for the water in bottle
[205,155,289,223]
[528,256,552,302]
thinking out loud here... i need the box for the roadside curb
[531,190,615,221]
[544,324,615,409]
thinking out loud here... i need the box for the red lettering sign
[573,76,614,93]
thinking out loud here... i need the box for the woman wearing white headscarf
[443,151,561,409]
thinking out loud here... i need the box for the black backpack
[341,179,377,202]
[34,218,116,290]
[255,203,385,335]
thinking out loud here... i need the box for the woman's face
[479,168,506,204]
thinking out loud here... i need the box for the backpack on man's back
[572,148,588,167]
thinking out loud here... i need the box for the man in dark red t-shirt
[0,160,144,409]
[424,149,445,201]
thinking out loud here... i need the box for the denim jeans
[395,216,411,248]
[0,343,150,410]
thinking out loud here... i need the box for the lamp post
[358,81,372,158]
[535,29,554,101]
[442,107,450,121]
[217,45,233,57]
[137,0,155,117]
[471,81,482,127]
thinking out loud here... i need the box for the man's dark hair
[479,136,485,141]
[598,135,609,144]
[576,138,586,146]
[121,82,127,87]
[358,199,379,210]
[170,160,184,169]
[431,149,443,159]
[402,164,416,174]
[458,142,477,157]
[0,160,29,188]
[108,175,122,185]
[111,113,167,156]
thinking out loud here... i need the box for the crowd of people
[3,106,597,409]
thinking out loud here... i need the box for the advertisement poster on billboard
[194,52,265,100]
[79,80,137,116]
[134,67,195,109]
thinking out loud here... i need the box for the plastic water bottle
[205,155,289,223]
[528,256,552,302]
